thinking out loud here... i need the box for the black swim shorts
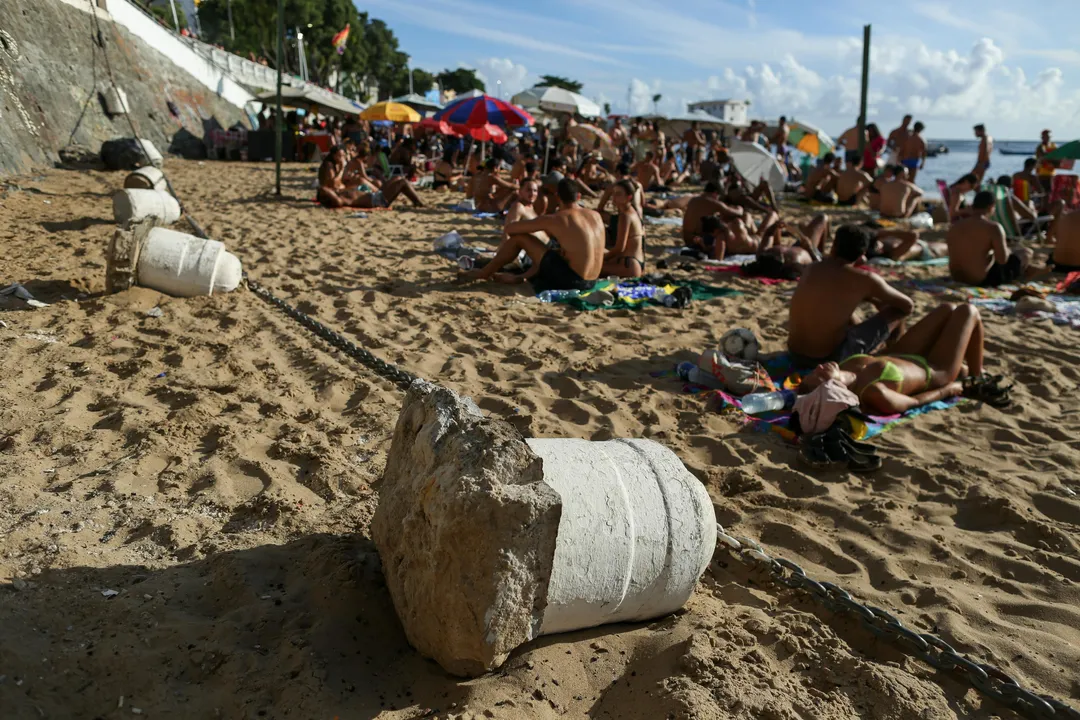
[529,250,592,293]
[980,254,1023,287]
[791,313,893,369]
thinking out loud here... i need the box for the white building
[687,99,749,127]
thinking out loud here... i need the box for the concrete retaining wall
[0,0,249,176]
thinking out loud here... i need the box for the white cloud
[584,37,1080,137]
[472,58,531,99]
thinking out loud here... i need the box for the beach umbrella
[511,86,602,118]
[1045,140,1080,161]
[787,120,835,158]
[416,117,455,135]
[729,139,786,193]
[434,94,533,128]
[453,123,508,144]
[360,102,421,123]
[567,124,617,162]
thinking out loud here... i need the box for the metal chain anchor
[714,526,1080,720]
[243,273,421,391]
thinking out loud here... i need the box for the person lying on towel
[317,146,424,209]
[788,224,914,368]
[798,303,1010,414]
[947,191,1033,287]
[458,179,604,292]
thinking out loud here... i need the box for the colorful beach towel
[541,280,739,311]
[869,256,950,267]
[901,278,1056,300]
[654,351,964,441]
[970,294,1080,330]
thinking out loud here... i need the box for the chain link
[243,273,421,391]
[714,525,1079,720]
[242,271,1078,720]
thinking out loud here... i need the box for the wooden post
[857,24,871,158]
[274,0,284,196]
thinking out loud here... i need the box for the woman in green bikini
[800,303,1010,414]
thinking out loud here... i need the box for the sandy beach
[1,160,1078,719]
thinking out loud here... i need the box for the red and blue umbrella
[434,94,533,128]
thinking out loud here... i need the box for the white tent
[729,140,786,193]
[511,86,602,118]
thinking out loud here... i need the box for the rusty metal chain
[714,526,1080,720]
[243,273,420,391]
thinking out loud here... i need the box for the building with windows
[687,99,750,127]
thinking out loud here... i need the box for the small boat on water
[999,147,1036,156]
[925,144,949,158]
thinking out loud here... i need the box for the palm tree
[651,93,662,115]
[603,102,611,116]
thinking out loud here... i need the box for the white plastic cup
[525,438,715,636]
[113,189,181,226]
[135,227,243,297]
[124,166,168,191]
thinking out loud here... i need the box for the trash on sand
[0,282,49,308]
[154,372,167,379]
[348,212,368,219]
[101,589,120,598]
[145,306,163,318]
[23,333,58,344]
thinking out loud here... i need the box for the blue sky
[358,0,1080,138]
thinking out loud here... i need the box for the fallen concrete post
[106,219,242,297]
[113,188,180,226]
[123,166,168,191]
[372,382,715,677]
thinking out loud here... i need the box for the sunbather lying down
[798,303,1011,415]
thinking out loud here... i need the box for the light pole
[496,80,501,99]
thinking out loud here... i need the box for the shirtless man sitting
[1048,202,1080,272]
[578,153,613,191]
[801,152,839,202]
[598,162,644,220]
[602,180,645,277]
[835,165,874,206]
[632,152,666,192]
[788,224,914,367]
[503,179,548,244]
[947,190,1033,287]
[459,179,604,291]
[681,181,744,244]
[473,158,519,213]
[317,147,423,209]
[878,166,925,218]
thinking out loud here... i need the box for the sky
[356,0,1080,139]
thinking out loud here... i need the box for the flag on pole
[331,24,350,55]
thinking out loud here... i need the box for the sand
[1,161,1078,720]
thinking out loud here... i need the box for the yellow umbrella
[360,102,421,123]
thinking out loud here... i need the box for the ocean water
[907,139,1072,198]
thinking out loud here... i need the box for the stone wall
[0,0,248,176]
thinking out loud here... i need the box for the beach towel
[868,255,950,267]
[969,294,1080,330]
[541,279,738,311]
[654,351,964,441]
[902,277,1056,301]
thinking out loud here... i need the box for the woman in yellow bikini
[800,303,1010,414]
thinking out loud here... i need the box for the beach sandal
[667,286,693,309]
[829,425,883,473]
[798,432,844,470]
[962,374,1013,408]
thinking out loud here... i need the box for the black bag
[99,139,146,170]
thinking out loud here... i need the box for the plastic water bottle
[651,288,679,308]
[740,389,796,415]
[433,230,465,251]
[457,256,475,271]
[537,289,582,302]
[676,362,724,389]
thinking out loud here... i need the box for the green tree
[197,0,409,99]
[603,102,611,116]
[538,75,583,93]
[147,2,186,30]
[393,68,435,97]
[652,93,662,114]
[437,68,485,95]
